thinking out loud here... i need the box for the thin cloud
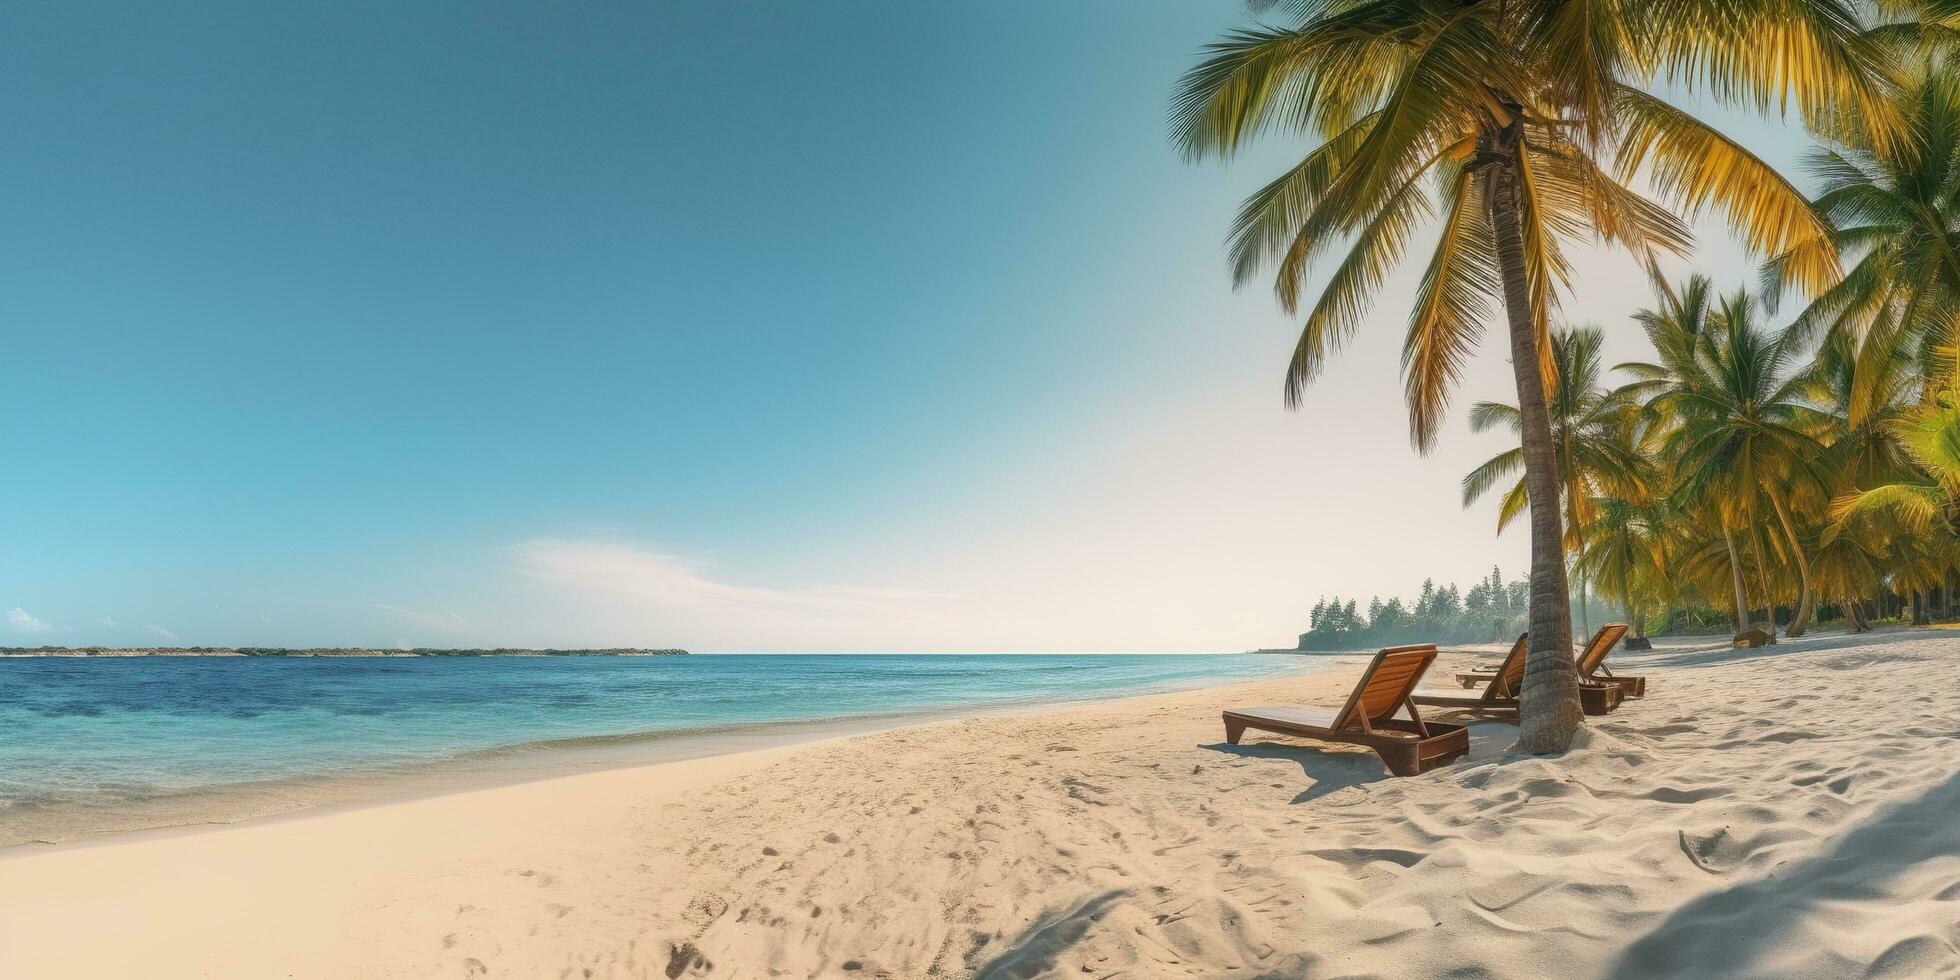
[514,538,951,618]
[6,608,51,633]
[376,604,467,630]
[147,624,178,641]
[95,616,117,628]
[505,538,959,649]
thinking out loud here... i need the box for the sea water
[0,654,1316,834]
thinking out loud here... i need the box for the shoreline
[0,647,689,657]
[2,633,1956,977]
[0,659,1331,853]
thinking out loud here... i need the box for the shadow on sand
[1201,716,1513,803]
[971,888,1131,980]
[1606,768,1960,977]
[1626,627,1936,671]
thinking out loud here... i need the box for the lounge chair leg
[1224,718,1247,744]
[1377,745,1420,777]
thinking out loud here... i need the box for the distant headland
[0,646,688,657]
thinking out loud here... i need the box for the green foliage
[1300,568,1529,649]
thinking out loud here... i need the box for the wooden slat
[1576,623,1629,678]
[1349,648,1435,723]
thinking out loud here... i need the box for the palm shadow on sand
[1627,627,1935,671]
[1606,768,1960,977]
[971,888,1131,980]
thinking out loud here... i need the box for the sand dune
[3,632,1958,978]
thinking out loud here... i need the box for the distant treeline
[1298,567,1755,650]
[0,646,689,657]
[1300,568,1530,649]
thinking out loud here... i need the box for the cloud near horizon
[147,624,177,641]
[510,538,954,650]
[6,607,51,633]
[377,604,468,631]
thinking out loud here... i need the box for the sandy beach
[4,632,1958,979]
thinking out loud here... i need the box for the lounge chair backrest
[1489,633,1529,701]
[1575,623,1629,678]
[1334,645,1437,731]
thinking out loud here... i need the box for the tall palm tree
[1579,496,1669,647]
[1461,326,1650,637]
[1768,66,1960,387]
[1795,326,1920,625]
[1173,0,1891,751]
[1625,284,1825,637]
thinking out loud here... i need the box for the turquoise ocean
[0,653,1317,841]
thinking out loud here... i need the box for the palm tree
[1579,496,1669,647]
[1796,326,1920,626]
[1866,0,1960,54]
[1461,326,1650,638]
[1625,284,1825,637]
[1769,66,1960,387]
[1833,385,1960,532]
[1173,0,1891,751]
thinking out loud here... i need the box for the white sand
[3,632,1958,978]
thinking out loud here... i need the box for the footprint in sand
[664,942,709,978]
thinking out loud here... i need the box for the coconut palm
[1461,326,1650,637]
[1172,0,1892,750]
[1832,384,1960,532]
[1798,329,1921,625]
[1624,281,1826,637]
[1768,66,1960,387]
[1578,496,1669,646]
[1866,0,1960,54]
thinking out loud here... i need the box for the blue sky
[1,2,1805,651]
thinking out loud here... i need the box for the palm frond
[1614,86,1841,295]
[1463,446,1527,505]
[1401,166,1499,451]
[1468,400,1523,433]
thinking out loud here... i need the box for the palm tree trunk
[1486,128,1583,753]
[1619,577,1651,650]
[1847,594,1870,631]
[1566,476,1589,641]
[1722,524,1752,633]
[1749,525,1778,643]
[1578,574,1591,640]
[1768,491,1813,637]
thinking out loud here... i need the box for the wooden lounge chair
[1452,632,1530,689]
[1418,633,1623,716]
[1222,645,1470,776]
[1575,623,1645,697]
[1454,624,1646,698]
